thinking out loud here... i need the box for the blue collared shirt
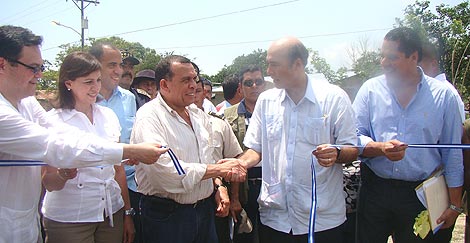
[353,68,463,187]
[97,86,137,190]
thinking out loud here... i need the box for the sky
[1,0,462,76]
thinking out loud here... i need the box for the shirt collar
[280,74,317,105]
[156,92,198,117]
[59,103,99,122]
[98,86,123,101]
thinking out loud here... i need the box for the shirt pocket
[258,181,286,210]
[302,117,330,145]
[266,115,282,141]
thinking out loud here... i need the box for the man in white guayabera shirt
[220,37,358,243]
[0,25,168,243]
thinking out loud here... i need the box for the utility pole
[68,0,100,50]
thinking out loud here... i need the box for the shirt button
[102,198,105,200]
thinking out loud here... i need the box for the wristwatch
[449,204,464,214]
[335,146,342,162]
[214,184,227,191]
[124,208,136,216]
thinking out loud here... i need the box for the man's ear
[160,78,169,92]
[0,57,6,74]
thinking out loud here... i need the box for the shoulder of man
[224,103,240,122]
[208,111,225,120]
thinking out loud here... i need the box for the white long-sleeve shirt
[0,95,123,243]
[42,105,124,225]
[132,94,215,204]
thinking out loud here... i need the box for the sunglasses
[6,58,45,74]
[243,79,264,87]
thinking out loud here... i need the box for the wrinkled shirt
[132,94,214,204]
[353,69,463,187]
[42,105,124,224]
[0,95,122,243]
[244,74,357,233]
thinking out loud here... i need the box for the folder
[421,173,449,233]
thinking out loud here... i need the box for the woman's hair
[56,51,101,109]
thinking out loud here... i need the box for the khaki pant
[43,209,123,243]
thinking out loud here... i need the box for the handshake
[215,158,248,182]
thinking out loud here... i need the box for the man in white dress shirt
[220,37,358,243]
[0,25,167,243]
[131,55,247,243]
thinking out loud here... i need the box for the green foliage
[38,60,58,90]
[53,36,163,73]
[397,0,470,104]
[210,49,267,84]
[309,50,348,85]
[351,50,382,81]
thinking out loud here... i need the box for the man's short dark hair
[222,74,240,101]
[0,25,42,60]
[239,65,263,83]
[89,42,120,61]
[287,41,309,67]
[154,55,192,90]
[384,27,423,62]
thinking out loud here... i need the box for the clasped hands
[216,158,247,182]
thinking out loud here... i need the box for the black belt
[361,164,423,188]
[142,194,213,212]
[248,167,262,179]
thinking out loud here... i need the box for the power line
[95,0,301,38]
[1,0,63,24]
[22,6,75,26]
[156,28,392,50]
[41,28,391,53]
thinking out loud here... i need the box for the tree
[396,0,470,104]
[53,36,163,73]
[210,49,267,84]
[310,50,348,85]
[38,60,58,91]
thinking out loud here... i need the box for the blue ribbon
[166,147,185,175]
[0,160,47,166]
[308,154,317,243]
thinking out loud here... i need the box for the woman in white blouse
[41,52,134,243]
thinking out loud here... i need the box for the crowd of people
[0,24,469,243]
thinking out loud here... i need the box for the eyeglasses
[5,58,45,74]
[243,79,265,87]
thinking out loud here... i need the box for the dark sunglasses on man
[243,79,264,87]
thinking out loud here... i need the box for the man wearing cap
[131,69,157,110]
[119,50,140,90]
[0,25,168,243]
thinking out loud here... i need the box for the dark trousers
[129,189,143,243]
[358,164,454,243]
[234,179,262,243]
[140,195,218,243]
[343,212,358,243]
[258,222,344,243]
